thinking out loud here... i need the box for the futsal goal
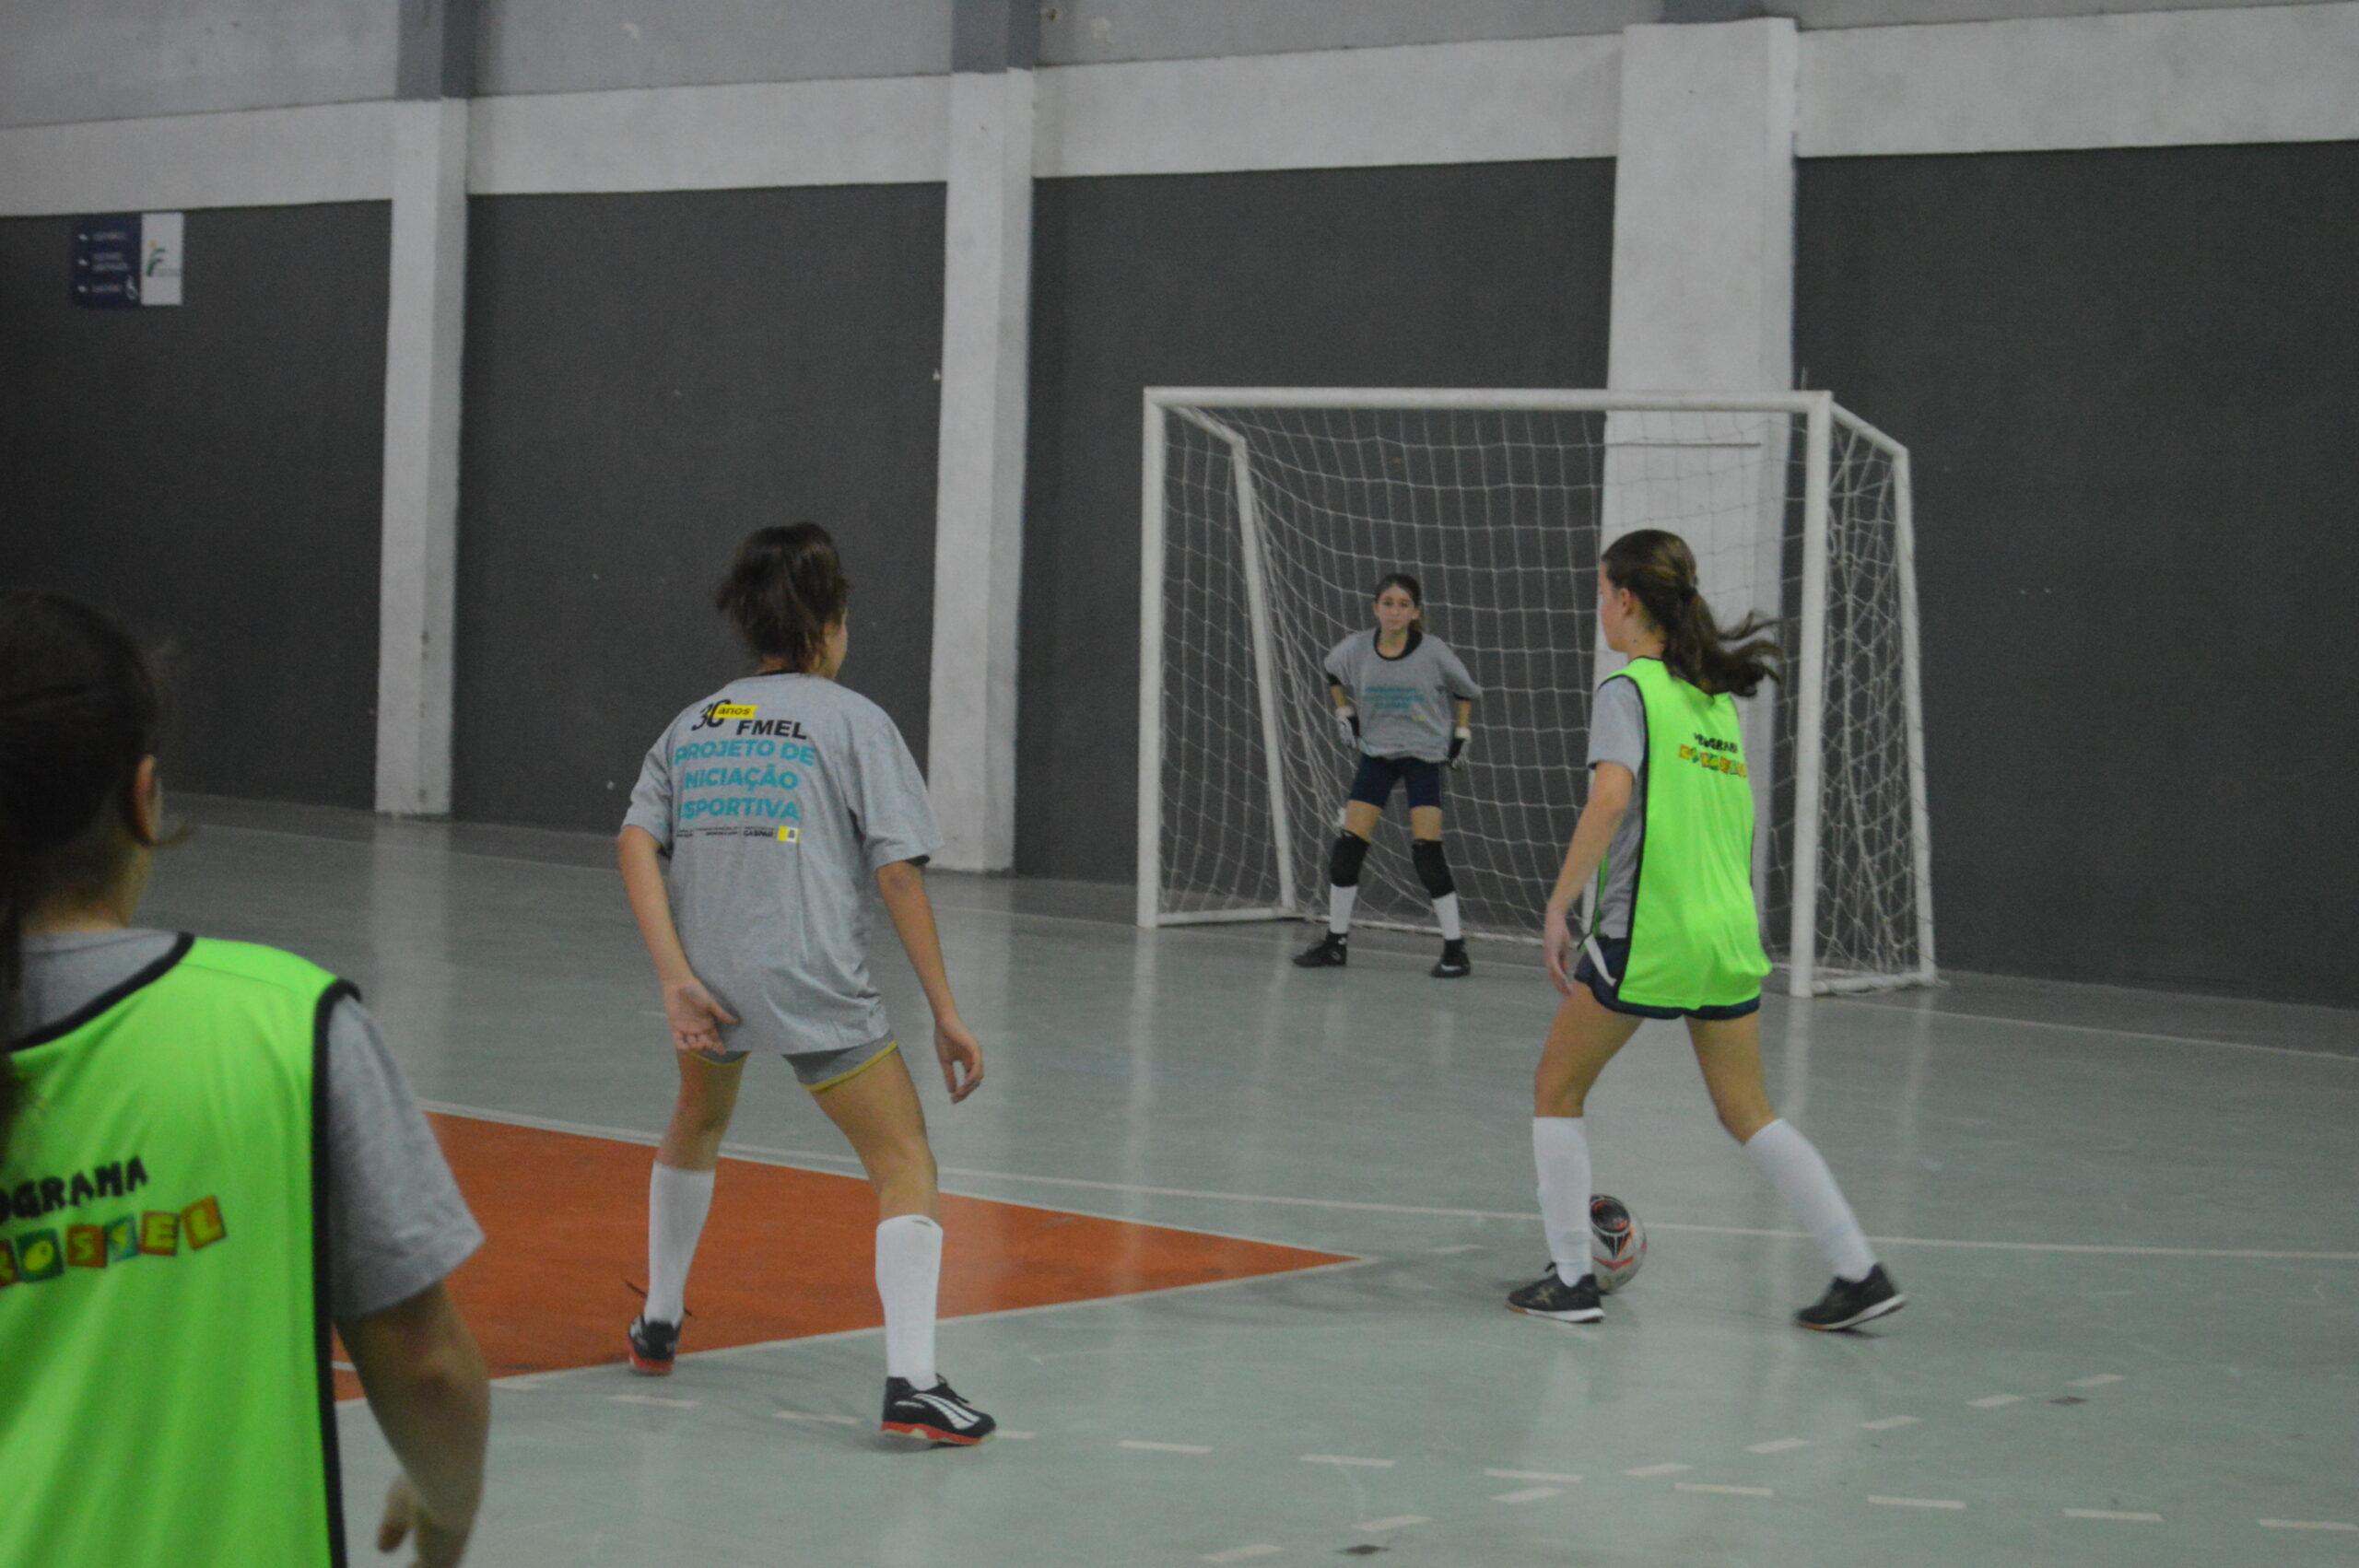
[1135,389,1935,997]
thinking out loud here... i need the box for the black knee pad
[1413,838,1456,900]
[1328,832,1371,888]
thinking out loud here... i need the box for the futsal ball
[1590,1193,1647,1293]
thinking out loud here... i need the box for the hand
[1334,704,1360,743]
[1447,725,1472,769]
[378,1475,470,1568]
[1542,906,1578,999]
[662,974,740,1057]
[933,1015,985,1104]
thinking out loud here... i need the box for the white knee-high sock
[1743,1119,1877,1282]
[1328,884,1358,936]
[1434,892,1462,942]
[1531,1117,1591,1281]
[645,1164,715,1325]
[875,1214,944,1387]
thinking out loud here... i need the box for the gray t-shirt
[1586,674,1649,939]
[16,930,482,1322]
[624,672,944,1057]
[1321,629,1483,764]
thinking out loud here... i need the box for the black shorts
[1347,754,1444,812]
[1574,933,1762,1021]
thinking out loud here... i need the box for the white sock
[1434,892,1462,942]
[1743,1119,1877,1282]
[1328,884,1357,936]
[644,1164,715,1326]
[875,1214,944,1387]
[1531,1117,1591,1281]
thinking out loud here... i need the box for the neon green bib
[1602,660,1773,1009]
[0,937,348,1568]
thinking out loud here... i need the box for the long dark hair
[0,592,167,1165]
[1374,571,1426,632]
[714,522,851,672]
[1600,529,1783,698]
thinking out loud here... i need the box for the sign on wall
[72,212,183,308]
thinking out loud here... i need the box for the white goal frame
[1135,387,1937,998]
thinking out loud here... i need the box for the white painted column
[1602,18,1800,919]
[374,96,469,816]
[925,67,1035,871]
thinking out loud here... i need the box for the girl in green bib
[1506,532,1904,1332]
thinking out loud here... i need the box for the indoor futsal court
[6,4,2358,1568]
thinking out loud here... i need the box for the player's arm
[617,825,737,1053]
[874,859,984,1103]
[342,1281,488,1568]
[1540,762,1634,994]
[1448,697,1474,766]
[1328,682,1359,740]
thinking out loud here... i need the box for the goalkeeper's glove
[1447,726,1472,769]
[1334,704,1360,743]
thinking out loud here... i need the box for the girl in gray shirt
[617,523,995,1445]
[1294,573,1484,978]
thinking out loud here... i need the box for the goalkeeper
[1295,572,1482,978]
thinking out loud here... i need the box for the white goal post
[1135,388,1936,998]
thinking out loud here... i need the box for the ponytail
[1600,530,1783,698]
[714,522,851,672]
[0,591,168,1167]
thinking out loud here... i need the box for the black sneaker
[627,1316,680,1375]
[1431,939,1471,978]
[1506,1265,1602,1323]
[882,1376,997,1445]
[1795,1264,1906,1331]
[1294,932,1348,968]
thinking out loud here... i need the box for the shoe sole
[1799,1292,1907,1332]
[882,1421,991,1445]
[1431,967,1470,978]
[1508,1302,1603,1324]
[627,1352,675,1375]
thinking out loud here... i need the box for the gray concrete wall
[474,0,952,98]
[0,0,392,129]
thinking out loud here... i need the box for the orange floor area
[334,1112,1349,1401]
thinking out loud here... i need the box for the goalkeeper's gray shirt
[1321,629,1482,763]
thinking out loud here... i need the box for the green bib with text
[0,937,347,1568]
[1602,659,1773,1009]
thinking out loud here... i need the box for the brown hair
[0,592,168,1164]
[1600,529,1783,697]
[714,522,850,672]
[1374,571,1426,631]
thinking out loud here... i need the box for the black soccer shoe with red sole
[1795,1265,1905,1331]
[1506,1265,1602,1323]
[882,1377,996,1445]
[627,1316,680,1375]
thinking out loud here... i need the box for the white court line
[1428,1244,1485,1255]
[1625,1463,1694,1480]
[417,1100,2359,1263]
[774,1410,859,1425]
[1486,1469,1580,1483]
[1746,1438,1812,1454]
[997,1430,1038,1440]
[1122,1440,1212,1455]
[1491,1486,1564,1504]
[2065,1509,2162,1523]
[1968,1395,2025,1409]
[1830,991,2359,1064]
[1356,1516,1429,1532]
[1860,1416,1919,1431]
[1202,1548,1283,1563]
[1677,1483,1774,1498]
[2068,1374,2126,1387]
[1871,1496,1966,1511]
[2259,1519,2358,1532]
[1303,1454,1395,1469]
[612,1393,698,1409]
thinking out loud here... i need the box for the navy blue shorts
[1574,933,1762,1021]
[1347,754,1444,812]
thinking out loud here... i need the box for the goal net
[1136,389,1934,997]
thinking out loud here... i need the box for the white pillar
[1602,18,1800,911]
[925,66,1034,871]
[374,97,468,816]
